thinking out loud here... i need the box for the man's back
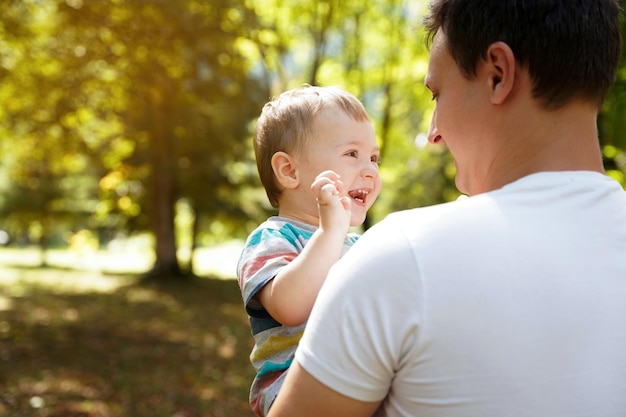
[297,171,626,416]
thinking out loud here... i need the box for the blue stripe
[257,358,293,377]
[280,222,314,242]
[248,223,314,247]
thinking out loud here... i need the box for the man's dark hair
[424,0,622,109]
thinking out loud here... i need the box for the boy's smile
[348,188,371,205]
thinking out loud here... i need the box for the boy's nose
[362,162,378,178]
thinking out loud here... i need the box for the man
[268,1,626,417]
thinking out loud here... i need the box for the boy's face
[297,108,381,226]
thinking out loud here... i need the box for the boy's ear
[485,41,516,105]
[271,151,300,189]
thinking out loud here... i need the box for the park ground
[0,242,257,417]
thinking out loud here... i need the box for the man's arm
[267,360,382,417]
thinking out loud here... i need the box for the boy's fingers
[340,196,351,211]
[312,177,344,196]
[311,177,333,194]
[318,183,339,204]
[315,170,340,182]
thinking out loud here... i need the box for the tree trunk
[38,228,48,268]
[150,161,180,278]
[146,86,182,280]
[186,205,200,276]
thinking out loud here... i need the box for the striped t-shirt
[236,216,359,416]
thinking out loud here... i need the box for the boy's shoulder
[247,216,318,245]
[253,216,314,231]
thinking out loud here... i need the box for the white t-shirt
[296,171,626,417]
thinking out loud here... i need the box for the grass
[0,240,245,277]
[0,246,257,417]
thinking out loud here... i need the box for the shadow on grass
[0,269,256,417]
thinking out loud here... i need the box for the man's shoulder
[381,197,481,227]
[369,195,504,244]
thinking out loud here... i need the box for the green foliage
[0,1,126,243]
[0,0,269,273]
[598,12,626,188]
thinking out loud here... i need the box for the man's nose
[427,119,442,144]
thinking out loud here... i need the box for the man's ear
[485,41,516,105]
[271,151,300,189]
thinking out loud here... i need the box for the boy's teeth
[348,189,369,202]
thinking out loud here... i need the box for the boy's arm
[258,171,351,327]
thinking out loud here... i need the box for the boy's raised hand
[311,170,352,234]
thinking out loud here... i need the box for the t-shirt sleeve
[294,216,422,402]
[237,227,300,315]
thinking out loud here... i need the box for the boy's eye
[371,155,381,164]
[346,150,358,157]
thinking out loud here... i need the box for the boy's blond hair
[254,85,371,208]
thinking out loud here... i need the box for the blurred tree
[0,1,103,259]
[0,0,267,278]
[65,0,269,278]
